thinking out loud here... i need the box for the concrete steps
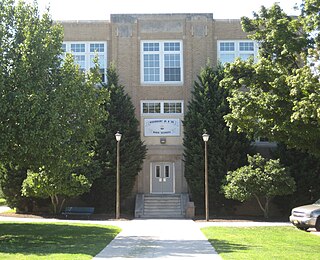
[135,194,186,218]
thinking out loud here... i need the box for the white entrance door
[150,163,175,194]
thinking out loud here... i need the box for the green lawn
[202,226,320,260]
[0,198,6,206]
[0,222,121,260]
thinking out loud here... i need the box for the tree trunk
[254,194,271,219]
[264,197,270,219]
[50,195,59,214]
[50,194,66,214]
[58,197,66,213]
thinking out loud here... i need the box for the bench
[61,207,94,219]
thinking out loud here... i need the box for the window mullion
[86,43,90,71]
[160,42,164,82]
[235,41,239,58]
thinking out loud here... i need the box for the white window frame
[62,41,107,82]
[141,100,184,115]
[140,40,183,85]
[253,136,277,148]
[217,40,258,64]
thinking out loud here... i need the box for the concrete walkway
[0,206,10,213]
[1,205,318,259]
[93,219,221,259]
[0,206,221,259]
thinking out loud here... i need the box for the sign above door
[144,119,180,136]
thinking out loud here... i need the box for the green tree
[222,154,296,218]
[274,144,320,211]
[222,1,320,156]
[19,54,105,213]
[21,169,92,214]
[85,63,147,213]
[0,164,34,212]
[0,0,61,168]
[183,64,251,215]
[0,1,106,211]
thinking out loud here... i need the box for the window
[256,137,270,142]
[164,102,182,114]
[71,43,85,52]
[253,136,277,148]
[218,40,258,64]
[141,101,183,114]
[141,40,183,84]
[62,43,66,52]
[156,166,161,178]
[62,42,107,82]
[143,102,161,114]
[165,165,170,178]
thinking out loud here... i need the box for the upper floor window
[62,42,107,82]
[218,40,258,64]
[253,136,277,148]
[141,101,183,114]
[141,40,183,84]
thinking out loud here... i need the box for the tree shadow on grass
[208,238,253,254]
[0,222,120,257]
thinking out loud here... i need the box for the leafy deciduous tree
[222,154,296,218]
[222,1,320,156]
[22,169,92,214]
[0,0,106,211]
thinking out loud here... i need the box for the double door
[150,162,175,194]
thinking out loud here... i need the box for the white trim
[173,162,176,194]
[217,40,258,64]
[62,41,107,82]
[140,40,183,85]
[140,100,184,115]
[149,163,153,194]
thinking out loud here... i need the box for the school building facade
[61,13,266,218]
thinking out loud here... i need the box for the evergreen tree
[183,64,251,215]
[273,144,320,212]
[86,63,147,213]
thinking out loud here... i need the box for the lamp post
[202,132,210,221]
[115,131,122,219]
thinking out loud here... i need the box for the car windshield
[314,199,320,205]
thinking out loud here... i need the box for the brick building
[61,13,263,218]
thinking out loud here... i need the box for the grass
[202,226,320,260]
[3,208,15,213]
[0,198,6,206]
[0,222,121,260]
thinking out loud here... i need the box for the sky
[27,0,302,20]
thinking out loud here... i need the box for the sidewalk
[0,206,221,259]
[93,219,222,259]
[1,205,317,259]
[0,206,10,213]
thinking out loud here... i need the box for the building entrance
[150,162,175,194]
